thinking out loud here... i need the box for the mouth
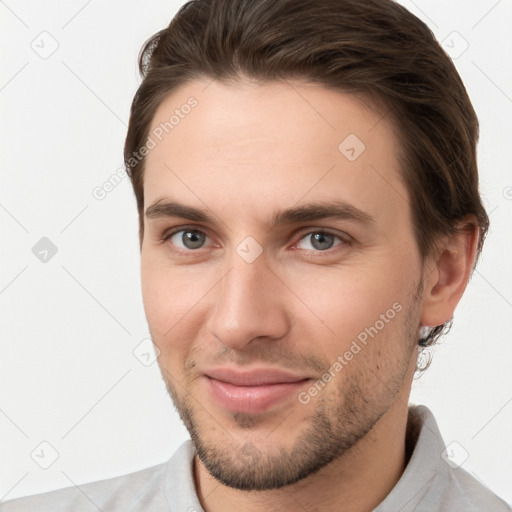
[204,367,312,414]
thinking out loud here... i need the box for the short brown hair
[124,0,489,347]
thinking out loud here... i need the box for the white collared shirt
[1,405,510,511]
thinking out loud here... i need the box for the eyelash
[161,226,350,256]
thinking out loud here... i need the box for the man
[2,0,510,510]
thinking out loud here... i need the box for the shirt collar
[164,405,446,512]
[374,404,448,511]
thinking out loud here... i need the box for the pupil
[183,230,204,249]
[311,232,333,250]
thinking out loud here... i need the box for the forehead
[143,79,409,230]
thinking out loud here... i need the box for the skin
[140,78,478,512]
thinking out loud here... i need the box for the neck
[194,355,417,512]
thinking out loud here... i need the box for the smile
[204,368,311,414]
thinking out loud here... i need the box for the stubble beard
[159,284,422,491]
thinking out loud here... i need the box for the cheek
[141,258,168,333]
[140,256,214,352]
[141,256,184,340]
[286,262,412,351]
[290,269,415,400]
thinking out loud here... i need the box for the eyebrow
[145,199,375,228]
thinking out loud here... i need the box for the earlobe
[420,219,479,328]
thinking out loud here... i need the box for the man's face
[141,79,423,490]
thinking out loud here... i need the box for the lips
[204,368,311,414]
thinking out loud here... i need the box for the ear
[420,217,480,328]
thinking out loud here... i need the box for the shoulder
[413,405,511,511]
[0,461,168,512]
[376,405,511,512]
[434,465,512,511]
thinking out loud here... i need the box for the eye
[166,228,211,251]
[295,231,344,251]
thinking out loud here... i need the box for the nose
[206,251,289,351]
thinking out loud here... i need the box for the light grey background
[1,0,511,505]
